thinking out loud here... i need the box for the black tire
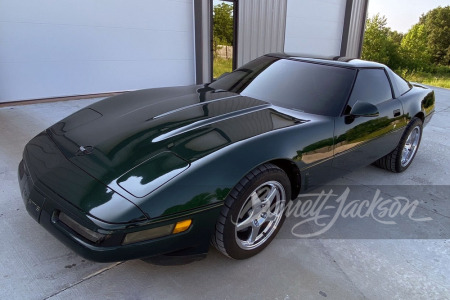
[212,163,291,259]
[374,117,423,173]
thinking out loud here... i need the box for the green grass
[400,67,450,89]
[213,57,232,79]
[404,72,450,89]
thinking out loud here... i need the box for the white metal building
[0,0,368,103]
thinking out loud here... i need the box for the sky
[367,0,449,33]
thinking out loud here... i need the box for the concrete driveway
[1,87,449,299]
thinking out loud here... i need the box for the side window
[388,68,412,97]
[348,69,393,107]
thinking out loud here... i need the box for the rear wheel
[212,163,291,259]
[374,117,423,173]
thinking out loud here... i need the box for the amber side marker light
[122,219,192,245]
[173,219,192,234]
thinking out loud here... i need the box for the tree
[419,6,450,65]
[213,3,233,46]
[361,14,402,69]
[386,30,404,69]
[388,30,404,45]
[401,24,431,71]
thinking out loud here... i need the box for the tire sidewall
[396,118,423,172]
[222,167,291,259]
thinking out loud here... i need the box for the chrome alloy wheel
[234,181,286,250]
[401,125,421,167]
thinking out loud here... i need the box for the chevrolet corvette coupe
[18,54,435,262]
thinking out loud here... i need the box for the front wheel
[374,117,423,173]
[212,163,291,259]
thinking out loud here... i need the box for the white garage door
[0,0,195,103]
[284,0,347,56]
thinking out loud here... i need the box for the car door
[332,68,406,175]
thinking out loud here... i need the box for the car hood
[47,85,301,198]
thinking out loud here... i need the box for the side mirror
[349,101,379,117]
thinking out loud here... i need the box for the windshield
[210,56,356,116]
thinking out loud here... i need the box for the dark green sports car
[18,54,435,262]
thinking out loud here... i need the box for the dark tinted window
[210,56,356,116]
[386,68,411,97]
[348,69,392,107]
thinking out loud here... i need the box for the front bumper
[18,134,222,263]
[19,161,221,262]
[39,197,221,262]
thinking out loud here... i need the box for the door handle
[393,109,401,117]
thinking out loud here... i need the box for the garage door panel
[0,23,193,63]
[0,59,194,101]
[284,0,346,56]
[0,0,191,32]
[285,1,345,21]
[0,0,194,102]
[285,18,345,40]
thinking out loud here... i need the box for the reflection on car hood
[47,85,304,195]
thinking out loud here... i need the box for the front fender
[132,116,335,220]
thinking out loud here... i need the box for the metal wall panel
[345,0,369,58]
[0,0,195,102]
[237,0,287,67]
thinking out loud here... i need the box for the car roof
[266,52,386,69]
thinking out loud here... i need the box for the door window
[347,69,393,107]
